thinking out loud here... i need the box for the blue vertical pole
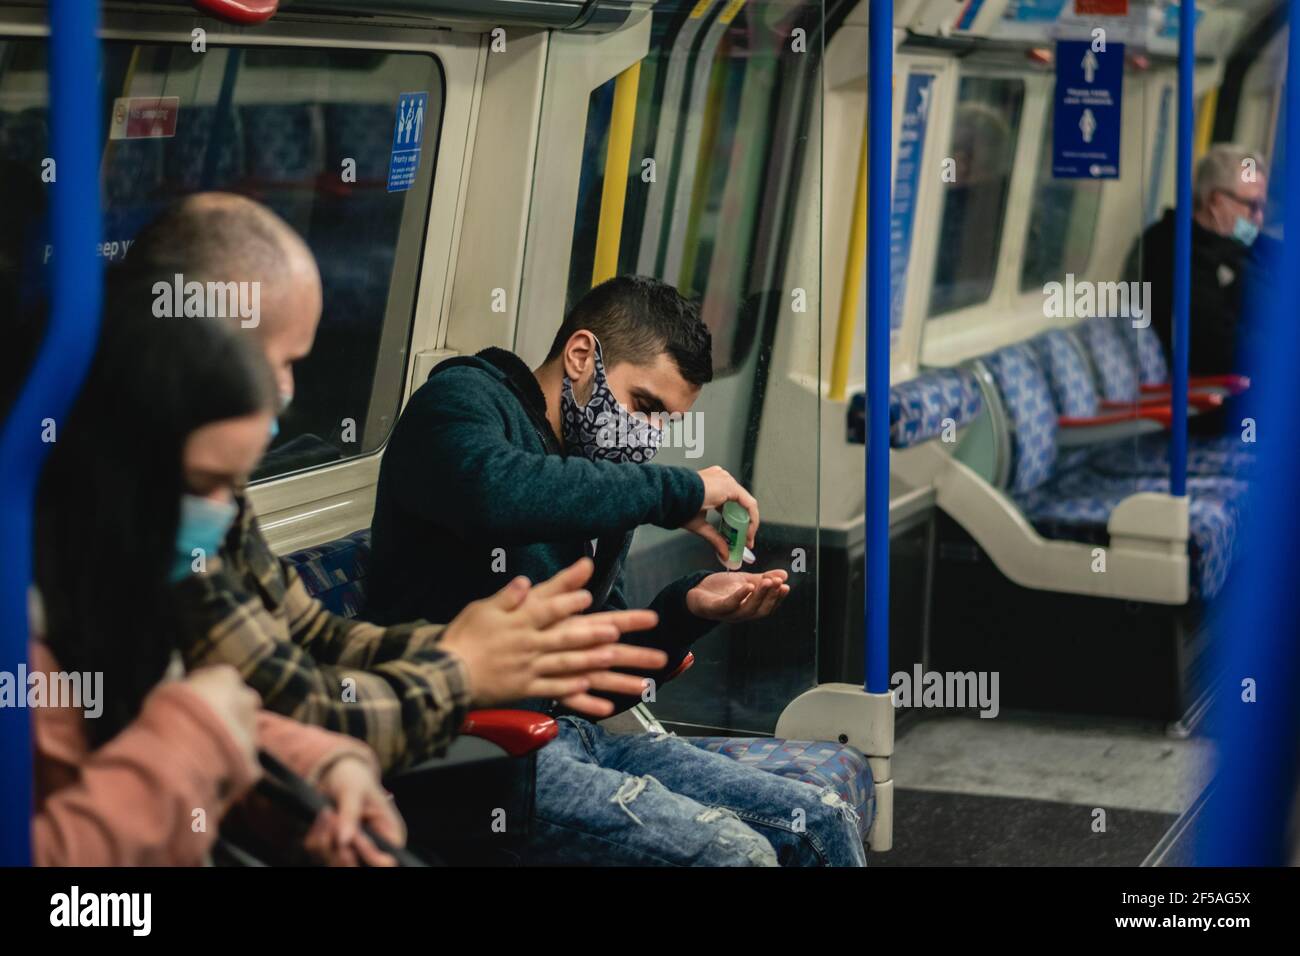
[0,2,103,864]
[865,0,892,694]
[1169,0,1193,496]
[1198,1,1300,866]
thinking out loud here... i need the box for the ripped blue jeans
[520,717,867,867]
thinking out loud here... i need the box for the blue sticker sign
[1053,41,1124,179]
[891,72,935,335]
[388,91,428,193]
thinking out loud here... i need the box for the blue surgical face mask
[560,339,662,464]
[171,494,238,582]
[269,389,293,441]
[1232,216,1260,247]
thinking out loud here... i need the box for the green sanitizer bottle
[720,501,750,571]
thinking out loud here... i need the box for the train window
[1019,100,1103,291]
[562,0,805,377]
[0,39,441,482]
[928,75,1025,316]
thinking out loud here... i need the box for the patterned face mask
[561,339,662,464]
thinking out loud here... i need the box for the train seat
[846,363,984,447]
[165,105,247,192]
[687,738,874,841]
[985,342,1247,600]
[1082,319,1256,479]
[282,531,875,840]
[887,365,984,448]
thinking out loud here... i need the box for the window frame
[0,4,485,553]
[919,66,1048,367]
[1016,85,1105,294]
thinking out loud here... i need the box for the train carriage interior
[2,0,1299,873]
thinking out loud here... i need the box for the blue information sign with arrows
[1053,40,1124,179]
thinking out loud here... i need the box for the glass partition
[523,0,826,733]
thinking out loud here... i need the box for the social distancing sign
[1053,40,1124,179]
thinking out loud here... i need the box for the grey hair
[1194,143,1268,207]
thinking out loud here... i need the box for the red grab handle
[192,0,279,25]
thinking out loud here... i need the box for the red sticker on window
[108,96,180,140]
[1075,0,1128,14]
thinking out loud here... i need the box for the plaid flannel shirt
[173,494,470,773]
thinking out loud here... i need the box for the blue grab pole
[865,0,892,694]
[1197,0,1300,866]
[1169,0,1193,496]
[0,1,103,865]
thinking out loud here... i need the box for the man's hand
[687,466,759,562]
[305,755,407,867]
[440,559,668,717]
[685,569,789,623]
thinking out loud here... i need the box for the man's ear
[562,330,598,384]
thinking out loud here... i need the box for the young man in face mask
[1124,142,1275,378]
[367,275,867,867]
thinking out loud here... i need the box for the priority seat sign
[388,91,428,193]
[1053,40,1124,179]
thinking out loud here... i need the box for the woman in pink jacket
[31,310,404,866]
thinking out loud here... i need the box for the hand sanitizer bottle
[719,501,750,571]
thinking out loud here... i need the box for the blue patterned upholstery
[985,344,1058,493]
[687,737,874,840]
[1088,432,1257,479]
[0,108,48,168]
[166,106,246,191]
[1031,329,1098,417]
[284,532,875,837]
[240,104,322,182]
[324,103,395,182]
[1014,470,1247,599]
[282,529,373,618]
[103,139,164,204]
[1079,317,1140,402]
[1128,322,1170,387]
[887,366,984,449]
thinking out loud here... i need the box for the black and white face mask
[561,339,662,464]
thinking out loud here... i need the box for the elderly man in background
[1125,142,1277,377]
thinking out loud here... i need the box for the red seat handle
[460,710,558,757]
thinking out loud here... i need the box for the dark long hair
[35,302,275,745]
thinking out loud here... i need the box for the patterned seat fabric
[1125,322,1170,387]
[1087,431,1257,480]
[1031,329,1098,418]
[984,343,1058,493]
[1014,470,1247,600]
[282,529,373,618]
[887,366,984,449]
[324,103,395,182]
[1070,319,1256,478]
[240,103,323,182]
[1079,317,1141,402]
[688,737,874,840]
[284,532,875,839]
[984,340,1245,599]
[165,106,246,191]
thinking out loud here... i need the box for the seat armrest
[1140,374,1250,397]
[1101,392,1224,412]
[1060,406,1174,428]
[460,710,558,757]
[663,651,695,684]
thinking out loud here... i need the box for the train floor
[870,711,1213,866]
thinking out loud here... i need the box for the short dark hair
[546,275,713,387]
